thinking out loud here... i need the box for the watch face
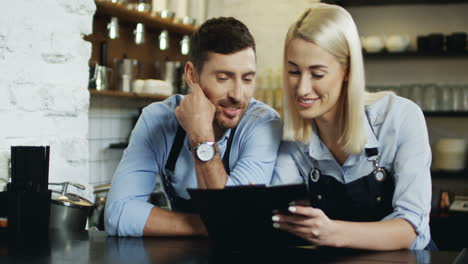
[196,143,215,162]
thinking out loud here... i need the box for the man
[105,17,282,237]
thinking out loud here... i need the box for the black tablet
[187,184,309,248]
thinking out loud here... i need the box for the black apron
[306,113,437,250]
[160,125,236,213]
[308,147,394,222]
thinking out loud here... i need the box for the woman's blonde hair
[282,3,372,154]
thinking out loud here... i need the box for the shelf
[432,170,468,178]
[364,51,468,59]
[94,1,197,35]
[423,111,468,117]
[109,142,128,149]
[89,89,169,101]
[324,0,468,6]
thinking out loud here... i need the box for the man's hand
[175,83,216,147]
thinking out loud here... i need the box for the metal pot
[49,182,94,232]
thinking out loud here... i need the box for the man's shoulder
[243,98,280,121]
[141,94,182,127]
[143,94,183,114]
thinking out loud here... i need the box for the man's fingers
[190,82,202,95]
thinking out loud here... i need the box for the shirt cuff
[118,200,154,237]
[225,177,239,186]
[382,208,430,249]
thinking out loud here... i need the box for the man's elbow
[104,203,119,236]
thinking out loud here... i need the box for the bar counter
[0,229,466,264]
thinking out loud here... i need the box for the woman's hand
[273,206,341,247]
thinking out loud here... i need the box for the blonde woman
[272,4,436,251]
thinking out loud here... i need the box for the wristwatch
[191,141,217,162]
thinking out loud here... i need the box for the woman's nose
[296,75,312,97]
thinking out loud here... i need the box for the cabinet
[364,51,468,59]
[85,1,197,100]
[323,0,468,6]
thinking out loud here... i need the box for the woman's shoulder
[278,140,307,153]
[365,92,424,126]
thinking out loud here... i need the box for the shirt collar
[307,124,335,161]
[363,112,380,151]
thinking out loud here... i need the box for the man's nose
[228,80,244,102]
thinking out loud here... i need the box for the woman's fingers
[273,220,320,241]
[288,205,323,218]
[273,214,311,227]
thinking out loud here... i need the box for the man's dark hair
[189,17,256,72]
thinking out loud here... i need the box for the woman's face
[286,37,347,122]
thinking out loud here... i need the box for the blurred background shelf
[108,142,129,149]
[324,0,468,6]
[364,51,468,59]
[424,111,468,117]
[89,89,169,101]
[432,169,468,178]
[95,1,197,35]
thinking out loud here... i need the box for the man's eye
[243,77,253,82]
[216,76,228,81]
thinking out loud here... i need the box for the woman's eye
[288,71,300,75]
[312,74,324,79]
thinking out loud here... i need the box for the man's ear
[184,61,198,87]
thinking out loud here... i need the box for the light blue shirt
[106,94,282,236]
[273,94,432,249]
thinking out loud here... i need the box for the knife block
[6,190,51,241]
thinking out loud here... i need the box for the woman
[272,4,435,251]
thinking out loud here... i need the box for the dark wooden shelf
[89,89,169,101]
[424,111,468,117]
[94,1,197,35]
[109,142,129,149]
[364,51,468,59]
[432,170,468,178]
[324,0,468,6]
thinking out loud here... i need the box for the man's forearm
[194,153,228,189]
[143,207,207,236]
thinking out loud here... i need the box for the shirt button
[376,196,382,202]
[317,194,322,200]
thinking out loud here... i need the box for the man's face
[197,48,256,130]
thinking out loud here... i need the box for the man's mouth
[221,105,242,118]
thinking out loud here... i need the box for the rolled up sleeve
[382,102,432,249]
[105,108,162,237]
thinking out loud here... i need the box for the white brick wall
[88,97,145,186]
[0,0,96,199]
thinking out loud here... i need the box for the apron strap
[165,125,186,172]
[222,127,236,175]
[162,125,237,208]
